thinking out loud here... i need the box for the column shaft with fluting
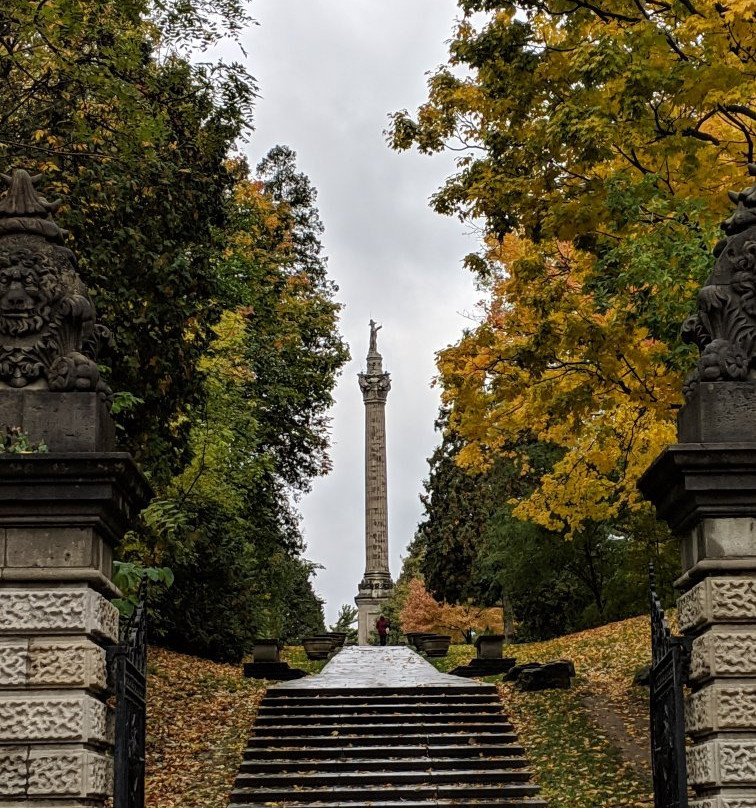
[355,324,394,644]
[363,381,389,575]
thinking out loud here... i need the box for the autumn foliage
[145,646,266,808]
[437,235,680,535]
[399,578,504,642]
[392,0,755,536]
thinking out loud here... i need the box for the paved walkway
[275,645,486,690]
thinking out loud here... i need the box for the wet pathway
[275,644,483,690]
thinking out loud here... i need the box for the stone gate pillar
[640,164,756,808]
[0,170,151,806]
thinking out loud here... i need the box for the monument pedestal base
[355,597,384,646]
[355,573,393,645]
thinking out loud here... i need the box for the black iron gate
[108,582,148,808]
[649,565,690,808]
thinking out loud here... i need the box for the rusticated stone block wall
[0,586,119,802]
[0,455,149,805]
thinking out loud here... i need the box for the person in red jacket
[376,615,390,646]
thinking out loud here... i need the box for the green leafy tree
[242,145,350,489]
[415,417,495,605]
[415,410,562,606]
[0,0,256,482]
[410,409,679,640]
[276,557,326,642]
[330,604,359,645]
[139,150,348,660]
[1,3,346,661]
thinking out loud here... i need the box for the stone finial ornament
[0,169,110,394]
[682,164,756,397]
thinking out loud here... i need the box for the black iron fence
[108,581,148,808]
[649,565,691,808]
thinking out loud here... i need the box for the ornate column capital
[358,371,391,403]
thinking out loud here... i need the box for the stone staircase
[229,683,546,808]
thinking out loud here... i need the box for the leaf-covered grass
[280,644,329,675]
[145,646,269,808]
[428,616,656,808]
[502,684,649,807]
[145,644,329,807]
[426,641,476,672]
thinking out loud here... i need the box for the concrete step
[238,756,529,774]
[230,801,548,808]
[260,693,500,707]
[232,768,535,789]
[264,684,498,698]
[245,731,520,748]
[254,712,512,726]
[257,701,503,715]
[232,652,543,808]
[230,782,542,803]
[242,743,527,761]
[250,721,514,736]
[262,687,497,704]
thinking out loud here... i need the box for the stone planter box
[311,634,343,651]
[253,638,282,663]
[417,635,451,657]
[475,634,506,659]
[504,659,574,690]
[323,632,347,648]
[450,656,516,678]
[405,632,433,649]
[243,661,308,681]
[302,637,334,660]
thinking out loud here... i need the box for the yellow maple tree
[394,0,754,535]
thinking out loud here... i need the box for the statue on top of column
[0,169,110,395]
[369,319,382,354]
[360,319,390,399]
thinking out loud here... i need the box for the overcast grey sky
[239,1,480,624]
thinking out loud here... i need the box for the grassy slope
[145,647,266,808]
[433,616,656,808]
[146,618,655,808]
[145,646,326,808]
[502,616,656,808]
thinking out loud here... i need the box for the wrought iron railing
[108,580,148,808]
[649,564,691,808]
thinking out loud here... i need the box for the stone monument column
[0,170,151,806]
[640,164,756,807]
[355,320,394,644]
